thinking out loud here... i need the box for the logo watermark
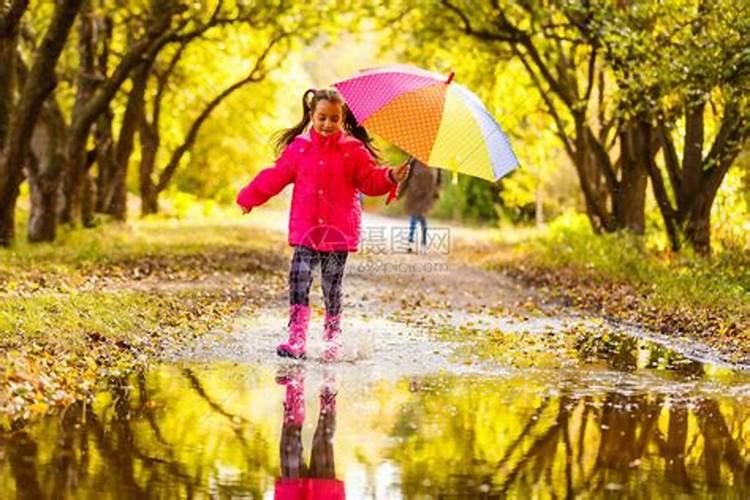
[354,225,451,274]
[359,226,451,255]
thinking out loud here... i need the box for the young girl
[237,88,409,361]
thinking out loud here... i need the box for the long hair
[274,88,381,160]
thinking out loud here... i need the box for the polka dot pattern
[333,66,519,182]
[334,72,439,124]
[452,83,519,179]
[362,82,447,161]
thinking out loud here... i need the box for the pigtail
[344,105,381,161]
[273,88,380,161]
[273,88,316,155]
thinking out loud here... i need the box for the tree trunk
[94,107,116,212]
[95,12,139,221]
[0,0,82,246]
[615,120,649,235]
[572,115,617,233]
[0,32,18,149]
[684,190,713,256]
[646,130,681,252]
[139,118,159,216]
[680,101,705,213]
[82,168,96,227]
[105,60,150,220]
[60,135,89,225]
[27,101,66,242]
[0,167,19,246]
[142,188,159,216]
[59,0,98,225]
[0,22,20,245]
[61,5,179,227]
[0,0,29,148]
[535,183,544,226]
[27,168,60,242]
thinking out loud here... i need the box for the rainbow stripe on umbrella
[333,65,519,182]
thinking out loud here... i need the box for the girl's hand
[390,162,410,183]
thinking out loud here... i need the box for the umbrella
[333,64,519,183]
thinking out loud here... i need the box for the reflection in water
[0,332,749,498]
[391,380,749,498]
[275,365,344,499]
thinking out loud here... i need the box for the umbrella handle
[446,71,455,84]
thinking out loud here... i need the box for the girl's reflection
[275,365,344,500]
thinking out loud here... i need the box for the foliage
[524,212,749,311]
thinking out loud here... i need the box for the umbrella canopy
[333,64,519,182]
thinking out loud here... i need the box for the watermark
[350,225,452,275]
[351,258,450,275]
[360,226,451,255]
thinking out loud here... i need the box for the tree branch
[644,137,680,250]
[0,0,29,37]
[441,0,523,43]
[701,98,749,197]
[1,0,83,188]
[657,120,682,205]
[583,49,596,103]
[513,45,576,160]
[155,34,285,192]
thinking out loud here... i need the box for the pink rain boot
[321,313,342,362]
[276,366,305,426]
[277,304,310,359]
[320,368,338,415]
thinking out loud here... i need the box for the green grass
[532,213,747,309]
[0,290,223,350]
[1,205,291,291]
[499,213,750,325]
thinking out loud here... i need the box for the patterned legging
[289,245,349,316]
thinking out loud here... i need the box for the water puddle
[3,304,750,498]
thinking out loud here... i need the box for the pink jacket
[274,478,345,500]
[237,127,398,252]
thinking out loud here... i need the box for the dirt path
[176,211,750,388]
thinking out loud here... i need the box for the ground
[1,210,749,497]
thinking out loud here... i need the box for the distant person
[398,158,442,253]
[237,88,410,361]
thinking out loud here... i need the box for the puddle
[2,336,750,498]
[2,292,749,498]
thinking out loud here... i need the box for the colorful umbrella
[333,64,519,183]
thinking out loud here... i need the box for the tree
[381,0,650,234]
[0,0,84,246]
[137,12,291,215]
[58,0,192,228]
[380,0,749,253]
[594,0,750,253]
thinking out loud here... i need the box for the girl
[237,88,410,361]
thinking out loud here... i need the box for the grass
[4,205,279,268]
[480,212,750,361]
[0,208,289,424]
[520,212,749,316]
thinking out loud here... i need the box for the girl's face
[310,99,343,136]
